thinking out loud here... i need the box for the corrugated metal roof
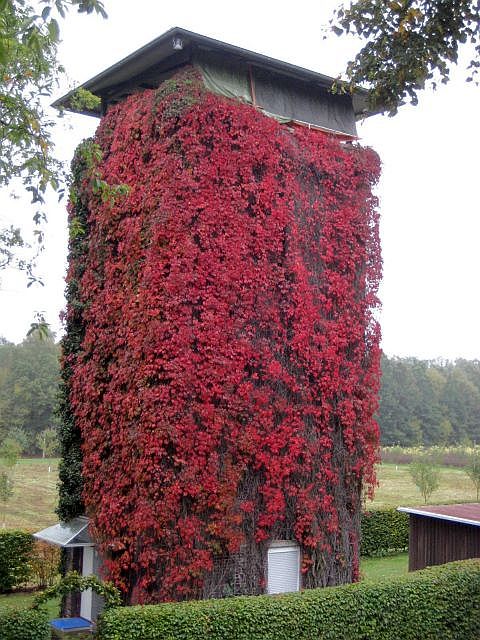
[52,26,372,120]
[33,516,94,547]
[398,503,480,528]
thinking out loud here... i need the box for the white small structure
[267,541,301,594]
[34,517,101,622]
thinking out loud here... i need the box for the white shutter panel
[267,544,300,594]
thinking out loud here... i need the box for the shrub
[0,608,49,640]
[360,508,409,556]
[380,445,473,468]
[0,531,33,592]
[98,560,480,640]
[30,541,61,590]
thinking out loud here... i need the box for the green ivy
[360,509,409,557]
[57,137,131,522]
[69,88,102,113]
[57,141,93,521]
[0,609,49,640]
[97,560,480,640]
[32,571,122,610]
[0,531,33,592]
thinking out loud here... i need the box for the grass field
[3,458,59,530]
[2,458,477,531]
[369,462,477,509]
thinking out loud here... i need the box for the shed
[34,517,103,622]
[53,26,372,138]
[397,503,480,571]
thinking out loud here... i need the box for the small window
[267,542,300,594]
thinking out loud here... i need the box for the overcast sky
[1,0,479,360]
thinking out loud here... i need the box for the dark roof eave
[52,26,374,119]
[397,506,480,528]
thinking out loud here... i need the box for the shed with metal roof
[34,517,103,622]
[397,503,480,571]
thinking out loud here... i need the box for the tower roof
[53,27,373,138]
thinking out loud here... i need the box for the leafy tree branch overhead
[0,0,106,281]
[332,0,480,115]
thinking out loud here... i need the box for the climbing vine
[57,140,92,522]
[57,138,129,521]
[32,572,122,610]
[63,67,381,602]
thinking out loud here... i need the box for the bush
[380,445,473,468]
[30,541,61,590]
[0,531,33,592]
[360,508,409,556]
[0,608,49,640]
[98,560,480,640]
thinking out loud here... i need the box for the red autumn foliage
[66,68,381,602]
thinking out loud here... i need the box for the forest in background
[379,356,480,446]
[0,339,479,453]
[0,334,60,456]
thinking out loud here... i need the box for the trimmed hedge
[0,608,49,640]
[98,560,480,640]
[0,531,33,592]
[360,509,409,556]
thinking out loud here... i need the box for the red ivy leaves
[66,68,381,602]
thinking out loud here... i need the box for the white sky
[1,0,479,360]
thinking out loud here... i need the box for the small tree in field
[466,451,480,501]
[36,428,59,458]
[0,438,21,468]
[0,472,14,528]
[409,457,440,503]
[0,437,21,527]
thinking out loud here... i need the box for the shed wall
[409,515,480,571]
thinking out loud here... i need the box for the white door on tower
[267,542,300,594]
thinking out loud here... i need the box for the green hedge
[360,509,409,556]
[98,560,480,640]
[0,608,49,640]
[0,531,33,592]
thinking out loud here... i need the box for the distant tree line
[378,355,480,446]
[0,332,60,456]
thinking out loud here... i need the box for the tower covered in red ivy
[56,28,382,605]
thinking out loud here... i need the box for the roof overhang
[33,517,95,547]
[398,505,480,528]
[52,27,373,121]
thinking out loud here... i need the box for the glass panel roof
[33,517,92,547]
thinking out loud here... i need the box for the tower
[56,28,381,604]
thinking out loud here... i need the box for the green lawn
[0,591,60,619]
[360,552,408,582]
